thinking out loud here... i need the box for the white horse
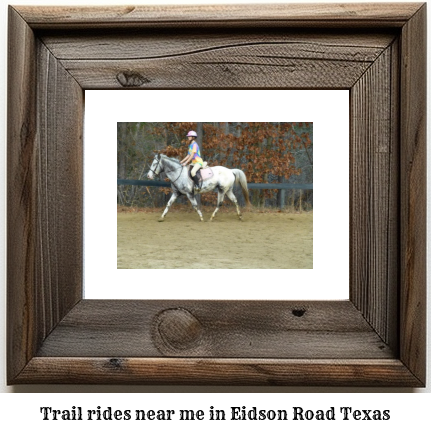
[147,154,251,222]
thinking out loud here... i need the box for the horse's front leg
[186,193,204,222]
[210,190,226,221]
[158,192,178,222]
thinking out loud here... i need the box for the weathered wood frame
[7,4,426,386]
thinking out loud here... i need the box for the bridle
[148,154,184,185]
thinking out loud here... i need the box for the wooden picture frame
[7,3,426,386]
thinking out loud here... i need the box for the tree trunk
[117,123,128,205]
[196,122,203,147]
[195,122,204,206]
[277,175,285,208]
[299,189,303,213]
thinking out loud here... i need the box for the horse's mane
[160,154,181,165]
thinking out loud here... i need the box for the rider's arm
[181,152,194,166]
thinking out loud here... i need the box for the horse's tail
[232,169,251,207]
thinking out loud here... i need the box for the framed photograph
[7,3,426,386]
[86,90,348,300]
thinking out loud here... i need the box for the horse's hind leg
[210,190,226,221]
[159,192,178,222]
[226,189,242,221]
[186,193,204,222]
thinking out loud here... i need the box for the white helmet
[186,130,197,137]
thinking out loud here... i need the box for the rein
[149,155,184,185]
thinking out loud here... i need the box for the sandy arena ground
[118,206,313,269]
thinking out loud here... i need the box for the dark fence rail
[117,179,313,190]
[118,179,313,209]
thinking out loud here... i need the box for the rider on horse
[180,130,203,190]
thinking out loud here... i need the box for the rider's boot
[192,175,200,192]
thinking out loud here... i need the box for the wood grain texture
[7,6,38,381]
[350,44,399,347]
[15,3,423,29]
[7,6,83,383]
[51,31,394,89]
[15,358,423,386]
[7,3,427,386]
[399,3,427,385]
[36,300,393,359]
[41,31,395,60]
[35,40,84,337]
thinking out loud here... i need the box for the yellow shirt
[188,141,203,166]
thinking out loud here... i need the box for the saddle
[188,163,214,188]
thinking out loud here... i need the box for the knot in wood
[116,71,150,87]
[108,358,123,369]
[155,308,203,351]
[292,308,306,317]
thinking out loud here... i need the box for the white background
[0,0,430,426]
[85,90,349,300]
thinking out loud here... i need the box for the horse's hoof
[158,218,165,222]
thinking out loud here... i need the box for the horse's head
[147,154,163,179]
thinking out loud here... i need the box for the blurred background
[117,121,313,210]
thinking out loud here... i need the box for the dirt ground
[117,206,313,269]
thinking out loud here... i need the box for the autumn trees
[117,122,312,209]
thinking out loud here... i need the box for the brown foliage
[151,122,312,206]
